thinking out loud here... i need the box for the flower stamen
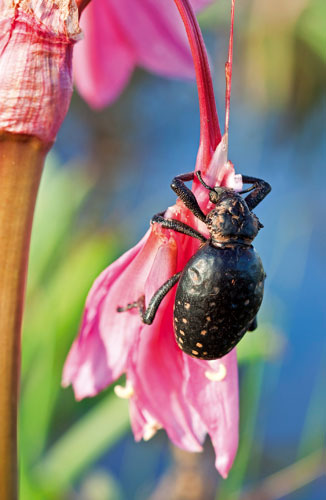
[114,381,134,399]
[205,364,227,382]
[143,421,162,441]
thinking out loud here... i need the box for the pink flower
[63,0,240,477]
[74,0,214,108]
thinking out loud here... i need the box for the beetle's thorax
[206,192,262,246]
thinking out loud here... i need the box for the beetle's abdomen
[173,242,265,359]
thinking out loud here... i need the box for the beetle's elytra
[117,171,271,360]
[174,242,265,359]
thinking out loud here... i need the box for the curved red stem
[173,0,221,169]
[225,0,235,137]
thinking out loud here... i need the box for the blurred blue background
[19,0,325,498]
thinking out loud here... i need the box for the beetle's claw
[117,295,145,314]
[117,301,138,313]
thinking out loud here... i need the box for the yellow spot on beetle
[184,303,190,310]
[179,330,185,336]
[182,318,188,324]
[200,330,207,335]
[196,342,203,348]
[192,350,199,356]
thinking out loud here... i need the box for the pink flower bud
[0,0,82,143]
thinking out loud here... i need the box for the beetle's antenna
[239,185,256,195]
[196,171,214,191]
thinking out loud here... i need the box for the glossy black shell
[173,241,265,359]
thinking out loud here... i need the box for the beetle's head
[196,172,263,244]
[196,171,226,204]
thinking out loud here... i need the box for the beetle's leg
[117,272,181,325]
[248,316,257,332]
[241,175,271,211]
[171,173,206,222]
[151,213,207,243]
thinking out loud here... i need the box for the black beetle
[117,171,271,360]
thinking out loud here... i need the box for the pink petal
[127,239,206,451]
[98,231,172,376]
[192,135,243,215]
[108,0,195,78]
[203,133,229,186]
[62,231,149,397]
[62,324,110,400]
[191,0,216,8]
[183,350,239,477]
[129,397,148,441]
[74,0,136,108]
[74,0,215,107]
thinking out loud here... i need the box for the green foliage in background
[19,158,130,499]
[297,0,326,60]
[200,0,325,118]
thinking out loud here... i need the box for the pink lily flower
[74,0,214,108]
[63,0,240,477]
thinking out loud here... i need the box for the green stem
[0,133,47,500]
[238,448,325,500]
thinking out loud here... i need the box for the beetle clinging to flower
[63,0,271,478]
[117,171,271,359]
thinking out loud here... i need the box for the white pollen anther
[205,364,227,382]
[143,422,162,441]
[114,382,134,399]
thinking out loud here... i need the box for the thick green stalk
[0,133,47,500]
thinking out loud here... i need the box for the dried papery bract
[63,0,240,478]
